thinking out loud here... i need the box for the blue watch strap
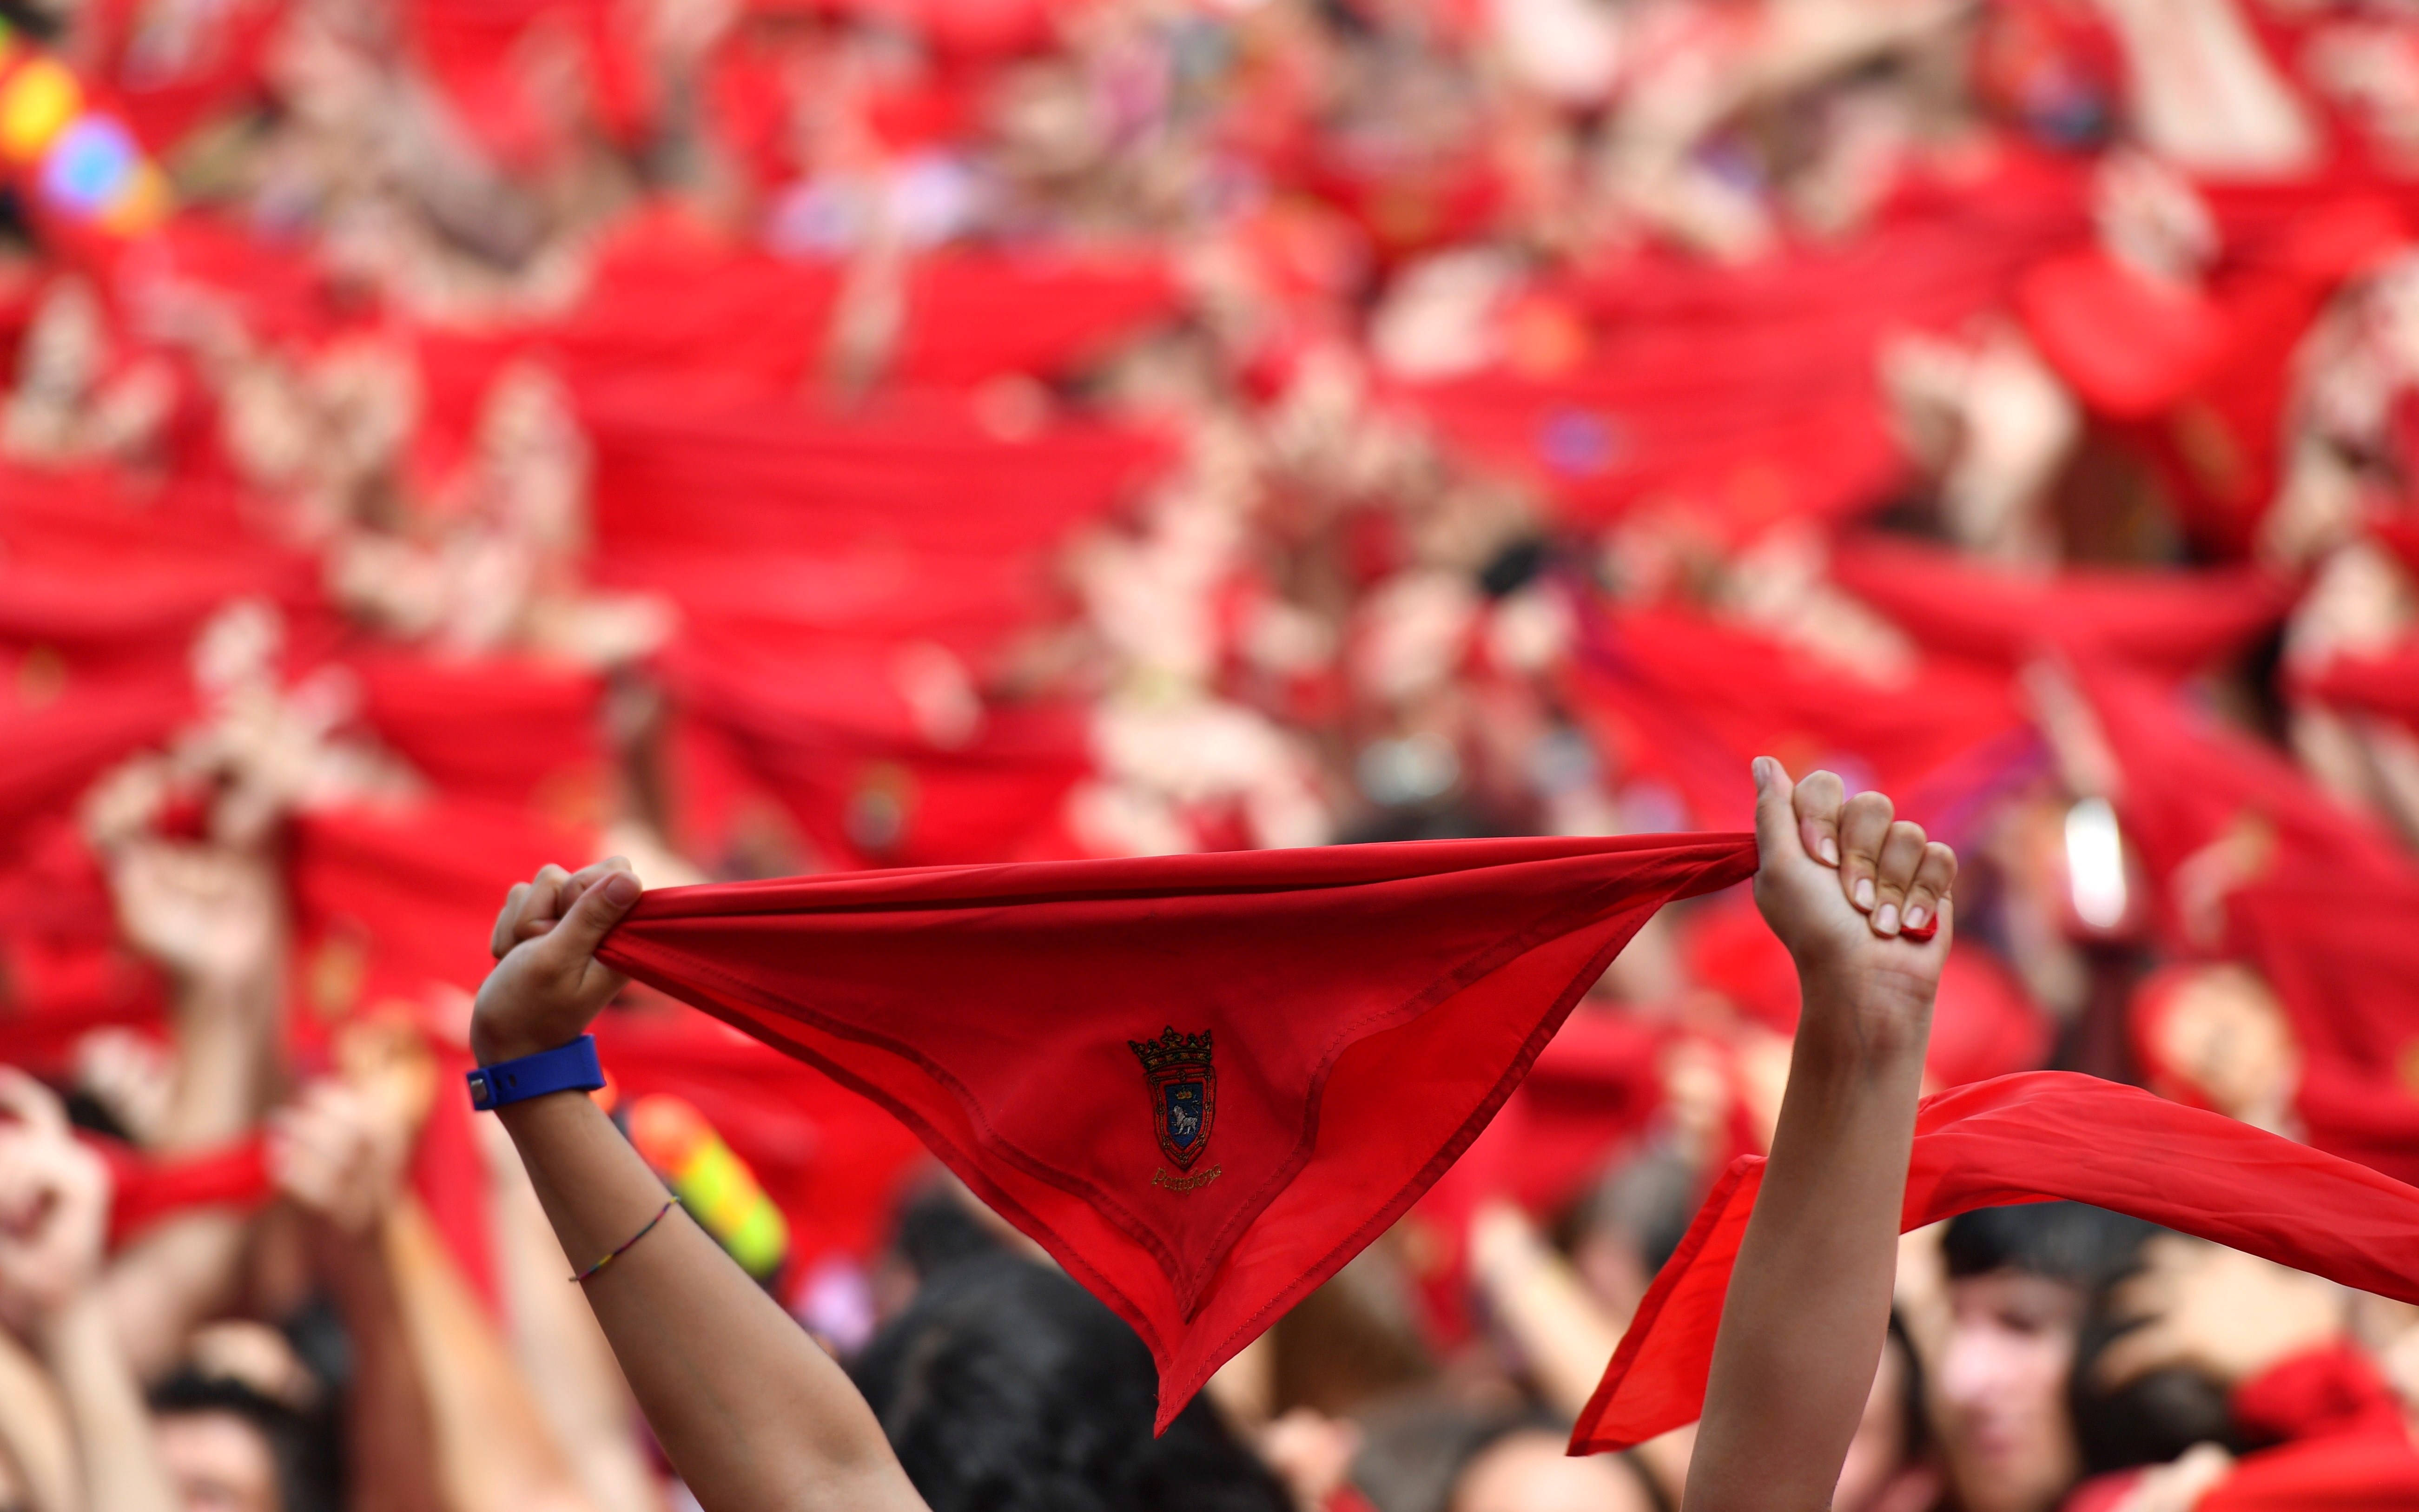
[467,1035,605,1111]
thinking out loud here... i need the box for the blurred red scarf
[1572,1072,2419,1453]
[597,833,1758,1426]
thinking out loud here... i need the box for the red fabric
[0,820,162,1071]
[2231,1342,2409,1446]
[601,545,1058,658]
[1402,173,2086,533]
[0,677,192,864]
[2200,1436,2419,1510]
[2020,203,2403,557]
[99,1135,273,1246]
[1569,608,2037,835]
[410,0,648,165]
[578,384,1167,561]
[890,252,1181,385]
[661,630,1092,870]
[2079,666,2413,920]
[2299,643,2419,737]
[1828,537,2294,676]
[2017,253,2227,420]
[2228,876,2419,1187]
[88,0,282,153]
[0,462,318,680]
[2068,1344,2419,1512]
[2374,515,2419,581]
[287,798,595,1018]
[345,654,605,817]
[1571,1071,2419,1453]
[595,833,1758,1426]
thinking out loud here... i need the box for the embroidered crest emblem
[1128,1026,1216,1172]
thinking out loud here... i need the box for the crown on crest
[1128,1026,1213,1076]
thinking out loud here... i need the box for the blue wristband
[467,1035,605,1111]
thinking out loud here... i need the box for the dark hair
[150,1371,340,1512]
[1573,1142,1699,1277]
[1353,1402,1666,1512]
[1885,1309,1928,1465]
[892,1184,1009,1281]
[2067,1252,2242,1475]
[852,1254,1290,1512]
[1946,1207,2236,1476]
[1943,1203,2159,1292]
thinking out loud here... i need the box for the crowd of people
[2,0,2419,1497]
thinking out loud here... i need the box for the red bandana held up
[595,833,1757,1427]
[1572,1072,2419,1453]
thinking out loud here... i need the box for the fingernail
[1752,757,1774,788]
[1819,837,1839,866]
[1876,902,1900,936]
[1904,905,1928,932]
[604,872,642,906]
[1854,877,1874,911]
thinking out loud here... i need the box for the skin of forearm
[1684,971,1931,1512]
[103,1216,251,1384]
[160,972,278,1151]
[495,1092,922,1512]
[482,1117,663,1512]
[311,1223,449,1512]
[0,1325,85,1512]
[1477,1234,1623,1420]
[37,1294,179,1512]
[379,1198,600,1512]
[105,966,279,1379]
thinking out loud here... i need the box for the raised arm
[1683,761,1958,1512]
[0,1073,179,1512]
[469,859,929,1512]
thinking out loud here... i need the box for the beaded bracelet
[573,1198,680,1284]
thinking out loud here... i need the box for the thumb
[1750,757,1802,867]
[542,868,643,969]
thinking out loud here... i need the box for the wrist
[469,1008,578,1068]
[466,1035,604,1112]
[32,1287,110,1362]
[1790,974,1935,1070]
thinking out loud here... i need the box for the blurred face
[1450,1430,1658,1512]
[1936,1272,2083,1512]
[2149,966,2298,1124]
[155,1411,280,1512]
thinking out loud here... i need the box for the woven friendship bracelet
[573,1198,679,1284]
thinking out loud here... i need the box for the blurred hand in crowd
[0,1072,111,1339]
[1259,1407,1361,1512]
[108,841,282,995]
[2096,1236,2346,1390]
[471,858,641,1064]
[270,1019,437,1235]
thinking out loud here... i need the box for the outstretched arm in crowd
[101,840,284,1380]
[471,860,929,1512]
[0,1072,179,1512]
[1684,761,1958,1512]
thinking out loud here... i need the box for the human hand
[1750,759,1958,1056]
[2096,1235,2345,1391]
[268,1080,414,1237]
[107,839,281,992]
[0,1072,111,1338]
[1260,1408,1362,1512]
[469,858,642,1066]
